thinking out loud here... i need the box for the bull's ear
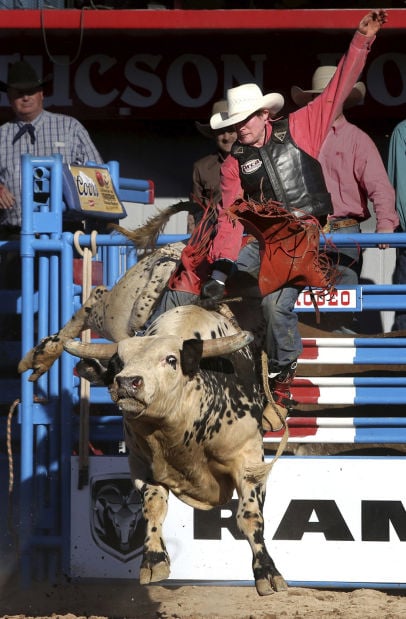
[181,339,204,376]
[76,359,109,386]
[75,353,123,386]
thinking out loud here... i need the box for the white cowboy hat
[210,83,284,130]
[195,99,229,138]
[290,65,366,109]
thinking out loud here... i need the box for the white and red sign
[295,287,360,312]
[71,456,406,586]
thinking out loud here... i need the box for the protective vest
[231,118,333,219]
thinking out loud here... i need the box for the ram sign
[71,456,406,587]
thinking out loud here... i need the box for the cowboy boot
[262,361,297,432]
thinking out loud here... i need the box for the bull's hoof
[255,578,275,596]
[18,335,64,381]
[139,561,170,585]
[255,574,288,596]
[273,574,289,592]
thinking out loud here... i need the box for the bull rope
[217,304,289,466]
[261,351,289,469]
[73,230,98,489]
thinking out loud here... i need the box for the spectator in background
[0,60,104,338]
[388,119,406,331]
[189,100,237,233]
[291,65,398,333]
[291,65,398,286]
[0,60,104,239]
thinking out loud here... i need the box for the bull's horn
[63,339,118,360]
[201,331,253,357]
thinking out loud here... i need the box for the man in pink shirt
[291,65,398,290]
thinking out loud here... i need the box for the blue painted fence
[3,154,406,584]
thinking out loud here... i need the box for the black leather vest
[231,118,333,219]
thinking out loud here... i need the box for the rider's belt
[323,217,360,233]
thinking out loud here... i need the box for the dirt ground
[2,581,406,619]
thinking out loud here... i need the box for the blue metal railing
[7,154,406,584]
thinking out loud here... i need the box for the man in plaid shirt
[0,60,103,236]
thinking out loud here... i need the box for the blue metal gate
[5,154,406,585]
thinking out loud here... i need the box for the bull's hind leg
[135,479,171,585]
[236,467,288,596]
[18,285,109,382]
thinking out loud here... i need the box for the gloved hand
[199,278,226,310]
[199,259,235,310]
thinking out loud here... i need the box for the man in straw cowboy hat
[139,10,388,427]
[291,65,398,317]
[189,100,237,234]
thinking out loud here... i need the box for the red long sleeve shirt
[210,30,376,263]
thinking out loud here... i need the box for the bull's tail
[244,462,274,485]
[108,200,201,251]
[245,448,287,483]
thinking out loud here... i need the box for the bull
[64,303,288,596]
[17,205,406,593]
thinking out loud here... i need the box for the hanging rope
[216,302,289,471]
[7,398,20,496]
[41,8,85,67]
[73,230,98,489]
[7,397,20,555]
[7,394,48,554]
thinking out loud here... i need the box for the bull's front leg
[134,478,170,585]
[237,465,288,596]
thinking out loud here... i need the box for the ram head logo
[90,477,145,562]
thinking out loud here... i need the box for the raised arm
[292,9,388,160]
[358,9,388,37]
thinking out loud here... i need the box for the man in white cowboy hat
[291,64,398,315]
[194,9,389,415]
[137,10,388,424]
[189,100,237,233]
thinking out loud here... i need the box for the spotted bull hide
[64,304,287,596]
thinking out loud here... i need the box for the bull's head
[64,330,253,419]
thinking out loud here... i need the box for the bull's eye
[166,355,177,370]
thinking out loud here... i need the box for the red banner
[0,28,404,122]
